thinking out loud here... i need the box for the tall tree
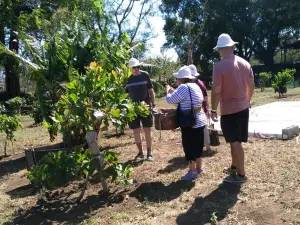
[103,0,159,44]
[160,0,300,72]
[252,0,300,66]
[0,0,34,98]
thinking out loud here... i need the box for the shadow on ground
[157,157,187,174]
[202,149,218,158]
[6,184,36,198]
[176,183,241,224]
[5,190,126,225]
[157,151,217,174]
[130,180,195,203]
[0,154,26,179]
[100,141,133,151]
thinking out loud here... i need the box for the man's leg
[230,145,238,169]
[141,112,153,160]
[143,127,152,154]
[129,116,143,158]
[133,128,143,154]
[230,142,245,175]
[221,114,239,175]
[223,109,249,183]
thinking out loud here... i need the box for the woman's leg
[196,157,202,171]
[189,160,197,172]
[196,127,205,172]
[203,126,211,151]
[181,127,203,180]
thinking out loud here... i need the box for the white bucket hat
[214,33,238,50]
[128,58,141,68]
[188,64,199,77]
[173,66,195,80]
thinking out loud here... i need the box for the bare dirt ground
[0,87,300,225]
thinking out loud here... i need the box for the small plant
[259,72,272,92]
[210,212,218,224]
[27,147,91,188]
[30,100,43,124]
[272,69,296,98]
[27,147,133,189]
[0,114,21,156]
[6,97,25,114]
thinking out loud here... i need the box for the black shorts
[128,113,153,129]
[181,126,204,161]
[221,108,249,143]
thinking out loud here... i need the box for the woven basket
[153,109,177,130]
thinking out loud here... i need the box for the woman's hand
[166,85,174,94]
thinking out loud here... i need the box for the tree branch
[130,0,147,43]
[116,0,135,40]
[114,0,125,39]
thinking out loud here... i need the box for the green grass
[156,87,300,112]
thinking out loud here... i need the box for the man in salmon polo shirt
[211,34,255,183]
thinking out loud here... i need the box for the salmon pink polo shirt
[213,54,254,116]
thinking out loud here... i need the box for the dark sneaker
[223,166,237,176]
[135,152,144,160]
[181,170,198,181]
[223,175,248,183]
[146,153,153,161]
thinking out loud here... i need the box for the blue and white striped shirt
[166,83,207,128]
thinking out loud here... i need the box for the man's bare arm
[211,85,221,111]
[247,77,255,102]
[148,88,155,107]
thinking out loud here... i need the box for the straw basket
[153,109,177,130]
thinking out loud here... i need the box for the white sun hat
[128,58,141,68]
[213,33,238,50]
[173,66,195,80]
[188,64,200,77]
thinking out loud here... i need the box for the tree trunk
[0,24,4,45]
[5,30,21,98]
[187,48,193,65]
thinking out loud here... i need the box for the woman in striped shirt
[165,66,207,180]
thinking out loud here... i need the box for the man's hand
[148,88,155,108]
[211,111,219,122]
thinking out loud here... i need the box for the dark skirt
[181,126,205,162]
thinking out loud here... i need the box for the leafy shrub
[50,62,150,147]
[0,114,21,156]
[27,148,91,188]
[272,69,296,97]
[30,100,43,124]
[259,72,272,92]
[27,147,133,189]
[6,97,25,114]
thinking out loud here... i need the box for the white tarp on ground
[213,101,300,139]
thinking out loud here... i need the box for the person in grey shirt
[126,58,155,161]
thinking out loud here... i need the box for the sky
[145,16,178,61]
[127,0,178,61]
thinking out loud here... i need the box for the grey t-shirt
[125,71,153,103]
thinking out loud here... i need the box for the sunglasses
[132,66,140,69]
